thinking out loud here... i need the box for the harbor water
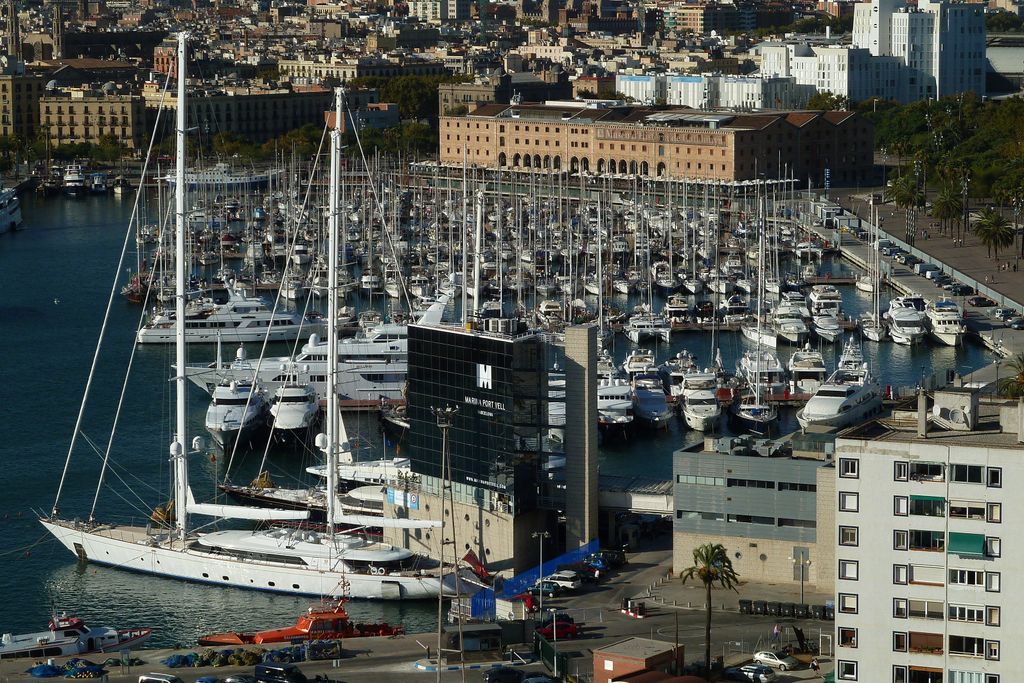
[0,193,994,644]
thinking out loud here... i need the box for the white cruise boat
[680,370,720,431]
[63,163,86,196]
[885,295,928,345]
[772,304,808,345]
[138,287,324,344]
[0,187,23,235]
[205,379,268,450]
[307,457,412,489]
[926,298,966,346]
[165,161,279,190]
[626,314,671,344]
[807,284,842,316]
[182,294,450,395]
[622,348,656,377]
[797,338,882,430]
[269,380,320,444]
[788,345,827,394]
[41,52,450,602]
[598,378,634,432]
[736,349,787,395]
[812,314,843,343]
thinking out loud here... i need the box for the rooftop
[596,636,678,660]
[840,397,1024,449]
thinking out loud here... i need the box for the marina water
[0,193,994,644]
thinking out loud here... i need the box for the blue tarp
[498,539,600,599]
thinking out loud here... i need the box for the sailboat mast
[173,31,189,541]
[324,88,343,537]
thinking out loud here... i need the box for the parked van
[876,239,893,251]
[254,664,309,683]
[914,262,939,275]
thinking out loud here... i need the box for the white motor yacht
[886,295,928,345]
[205,379,268,450]
[812,314,843,343]
[63,163,87,196]
[622,348,656,377]
[598,378,634,433]
[736,349,787,395]
[788,345,828,394]
[626,314,672,344]
[269,380,320,444]
[632,372,673,429]
[661,350,698,397]
[680,371,720,431]
[807,284,843,317]
[773,304,809,345]
[926,298,966,346]
[662,293,689,321]
[797,338,882,430]
[138,286,323,344]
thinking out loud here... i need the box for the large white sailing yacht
[40,46,447,601]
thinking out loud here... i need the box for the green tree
[987,10,1023,32]
[930,182,963,237]
[679,543,740,677]
[807,91,850,110]
[996,354,1024,398]
[975,207,1014,259]
[889,172,924,242]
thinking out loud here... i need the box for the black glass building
[406,324,548,514]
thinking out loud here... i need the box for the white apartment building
[408,0,470,24]
[760,0,984,104]
[834,388,1017,683]
[615,72,812,110]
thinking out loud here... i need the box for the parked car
[529,581,562,598]
[482,667,525,683]
[932,275,952,287]
[968,295,996,307]
[546,571,582,591]
[752,651,801,671]
[535,620,579,639]
[724,664,778,682]
[949,284,974,295]
[557,562,601,582]
[223,677,257,683]
[538,611,575,626]
[593,549,628,567]
[992,308,1016,321]
[1010,317,1024,330]
[521,676,557,683]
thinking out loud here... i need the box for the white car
[545,571,582,591]
[752,651,801,672]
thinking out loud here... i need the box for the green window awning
[911,495,946,503]
[948,532,984,557]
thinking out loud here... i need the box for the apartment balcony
[908,631,943,655]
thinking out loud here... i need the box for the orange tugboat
[197,602,403,646]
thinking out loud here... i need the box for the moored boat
[197,602,402,646]
[0,614,152,660]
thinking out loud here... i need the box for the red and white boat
[0,614,153,660]
[197,602,402,646]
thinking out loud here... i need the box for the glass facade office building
[406,325,548,514]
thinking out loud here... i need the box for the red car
[536,620,579,639]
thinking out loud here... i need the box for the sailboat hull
[39,519,445,600]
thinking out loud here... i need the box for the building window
[986,640,1000,660]
[895,461,909,481]
[837,661,857,680]
[987,502,1002,523]
[893,632,907,652]
[894,530,909,550]
[986,605,1000,626]
[949,569,984,586]
[894,496,909,516]
[893,666,907,683]
[839,458,858,478]
[839,526,858,546]
[893,564,908,584]
[838,593,858,614]
[839,560,859,581]
[910,529,944,551]
[985,571,1000,592]
[910,496,945,516]
[951,464,983,483]
[909,599,945,619]
[985,537,1001,558]
[949,635,984,657]
[948,604,983,623]
[839,627,857,648]
[839,492,859,512]
[949,500,986,520]
[893,598,908,618]
[911,462,944,481]
[987,467,1002,488]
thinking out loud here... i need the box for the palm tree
[680,543,740,676]
[931,183,962,237]
[996,354,1024,398]
[976,208,1014,259]
[889,173,923,243]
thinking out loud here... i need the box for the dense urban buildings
[439,101,873,184]
[39,86,146,149]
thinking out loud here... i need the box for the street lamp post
[549,607,558,678]
[532,530,551,613]
[789,555,812,605]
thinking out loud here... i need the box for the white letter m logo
[477,364,493,390]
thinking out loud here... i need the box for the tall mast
[322,88,343,538]
[172,31,189,541]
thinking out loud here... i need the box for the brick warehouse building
[439,101,873,184]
